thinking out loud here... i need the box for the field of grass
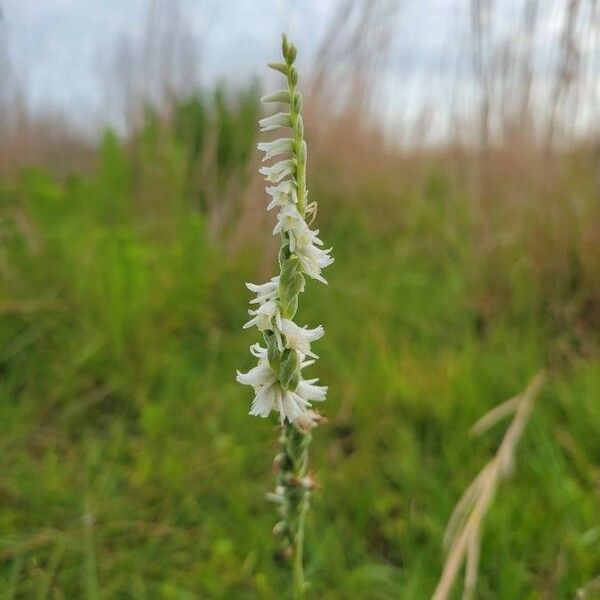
[0,91,599,599]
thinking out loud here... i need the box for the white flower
[246,276,279,304]
[249,343,267,359]
[280,319,324,357]
[247,381,305,421]
[236,362,276,388]
[290,221,321,248]
[273,203,303,236]
[281,219,331,269]
[295,242,334,284]
[259,112,292,132]
[238,344,326,422]
[266,180,293,198]
[257,137,294,161]
[300,357,316,369]
[266,181,296,211]
[296,378,327,402]
[259,159,295,183]
[248,381,281,418]
[243,298,282,331]
[243,374,324,422]
[284,217,311,252]
[280,376,328,422]
[281,389,310,420]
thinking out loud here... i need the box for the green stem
[293,481,310,599]
[279,422,311,598]
[292,533,305,599]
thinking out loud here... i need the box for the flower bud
[261,90,291,104]
[286,44,297,65]
[294,410,323,433]
[268,62,288,75]
[282,33,290,58]
[289,66,298,86]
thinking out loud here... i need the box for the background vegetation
[0,1,599,598]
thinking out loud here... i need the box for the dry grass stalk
[432,371,546,600]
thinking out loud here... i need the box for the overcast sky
[2,1,337,124]
[1,0,597,141]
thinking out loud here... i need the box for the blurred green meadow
[0,82,599,599]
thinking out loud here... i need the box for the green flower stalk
[236,34,333,596]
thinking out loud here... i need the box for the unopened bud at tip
[286,44,297,65]
[281,33,289,58]
[268,62,288,76]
